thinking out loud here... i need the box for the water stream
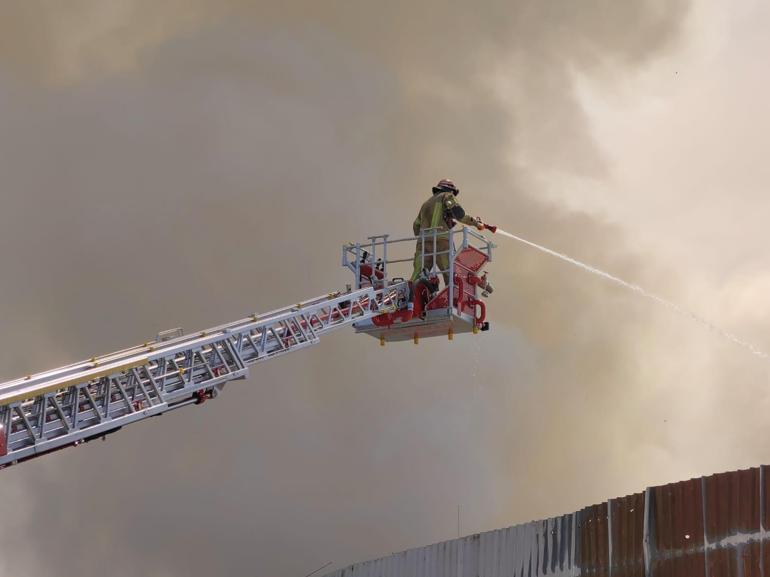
[495,228,769,360]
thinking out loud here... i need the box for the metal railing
[343,227,494,320]
[342,227,494,298]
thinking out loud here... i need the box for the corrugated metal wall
[326,465,770,577]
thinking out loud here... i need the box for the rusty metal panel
[759,466,770,577]
[705,468,760,541]
[747,541,763,577]
[651,477,706,576]
[611,492,645,577]
[580,502,609,577]
[704,468,762,577]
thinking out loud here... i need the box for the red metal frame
[358,263,385,288]
[425,246,489,323]
[369,245,490,330]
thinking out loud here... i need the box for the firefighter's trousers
[411,234,451,286]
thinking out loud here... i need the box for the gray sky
[2,1,770,576]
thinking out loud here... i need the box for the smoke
[9,2,769,577]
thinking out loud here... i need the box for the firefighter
[411,178,485,286]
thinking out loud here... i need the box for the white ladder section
[0,282,408,468]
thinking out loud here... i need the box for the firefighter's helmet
[432,178,459,195]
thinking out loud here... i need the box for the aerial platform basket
[342,228,495,343]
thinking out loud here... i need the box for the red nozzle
[484,224,497,233]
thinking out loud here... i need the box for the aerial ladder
[0,228,495,469]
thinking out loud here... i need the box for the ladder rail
[0,291,364,394]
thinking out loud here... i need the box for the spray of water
[494,228,770,360]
